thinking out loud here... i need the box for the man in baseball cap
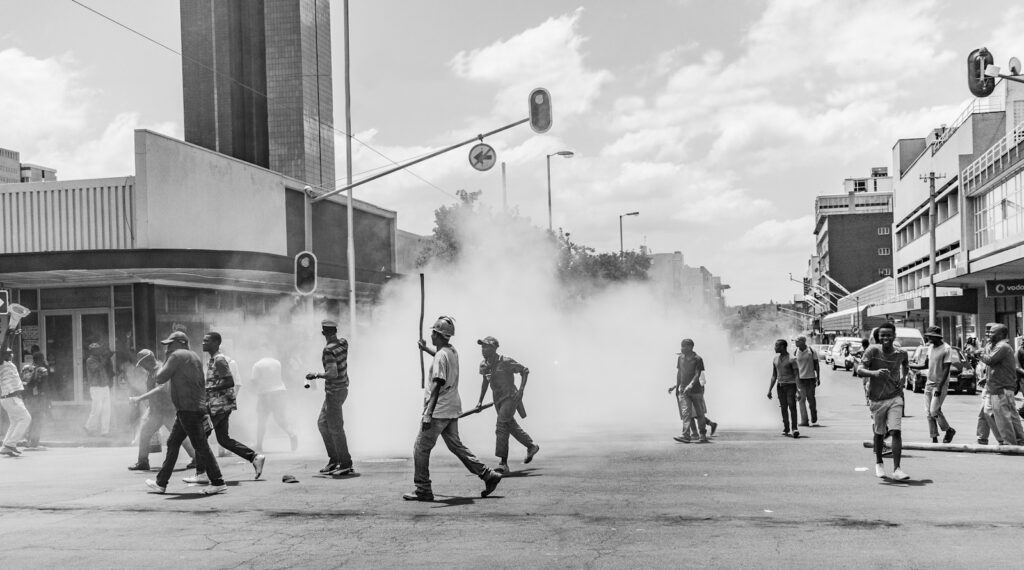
[474,336,539,474]
[127,349,196,471]
[918,326,956,444]
[979,322,1024,445]
[306,318,354,476]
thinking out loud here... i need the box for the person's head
[135,349,157,371]
[967,337,976,346]
[159,331,189,354]
[774,339,788,354]
[875,322,896,348]
[202,332,222,354]
[986,323,1009,344]
[88,342,104,355]
[679,338,695,355]
[321,319,338,340]
[431,316,455,348]
[924,325,943,346]
[861,338,870,348]
[477,336,499,359]
[795,335,807,350]
[32,351,46,366]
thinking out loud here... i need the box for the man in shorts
[856,322,910,481]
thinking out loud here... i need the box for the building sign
[986,279,1024,297]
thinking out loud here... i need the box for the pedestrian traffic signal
[529,88,553,134]
[294,251,318,296]
[968,47,996,98]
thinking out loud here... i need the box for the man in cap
[978,323,1024,445]
[474,336,539,474]
[145,331,226,495]
[0,349,30,457]
[793,335,821,427]
[127,349,196,471]
[404,316,501,501]
[306,319,354,476]
[83,342,112,437]
[856,322,911,480]
[669,338,716,443]
[913,326,956,444]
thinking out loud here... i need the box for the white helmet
[431,316,455,338]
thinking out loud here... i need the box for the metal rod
[343,0,356,342]
[546,154,552,232]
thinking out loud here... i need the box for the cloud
[728,216,815,252]
[0,49,93,148]
[673,190,773,223]
[38,112,180,179]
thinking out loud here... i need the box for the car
[811,344,830,361]
[909,346,976,394]
[828,337,864,370]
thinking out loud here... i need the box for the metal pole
[928,171,937,328]
[619,215,624,257]
[501,161,507,212]
[546,154,553,232]
[343,0,356,341]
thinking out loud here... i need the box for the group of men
[669,338,718,443]
[768,335,821,439]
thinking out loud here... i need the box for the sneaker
[201,484,227,495]
[943,427,956,444]
[881,449,893,457]
[329,465,354,476]
[128,461,150,471]
[524,444,540,464]
[874,464,885,478]
[494,463,510,475]
[183,473,210,485]
[782,430,790,437]
[252,454,266,479]
[0,446,21,457]
[402,491,434,502]
[978,438,989,445]
[697,434,709,443]
[482,472,502,497]
[185,460,196,469]
[145,479,166,494]
[673,435,692,443]
[892,468,910,481]
[931,437,938,444]
[319,463,336,474]
[289,434,299,452]
[792,431,800,439]
[709,422,718,437]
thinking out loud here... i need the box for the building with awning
[820,278,894,336]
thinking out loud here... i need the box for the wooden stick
[861,441,1024,455]
[419,273,425,389]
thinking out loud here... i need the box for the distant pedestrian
[0,349,30,457]
[794,336,820,427]
[857,322,910,481]
[251,352,298,453]
[127,349,196,471]
[403,316,501,502]
[767,339,800,438]
[474,336,539,474]
[915,326,956,444]
[978,323,1024,445]
[145,331,226,495]
[669,339,714,443]
[306,319,354,476]
[21,351,49,448]
[84,343,112,437]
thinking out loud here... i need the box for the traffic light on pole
[529,88,552,134]
[802,278,811,296]
[294,251,318,295]
[968,47,996,98]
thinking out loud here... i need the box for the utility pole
[343,0,356,342]
[921,171,946,328]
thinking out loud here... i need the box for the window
[878,247,891,255]
[877,226,890,235]
[879,268,892,276]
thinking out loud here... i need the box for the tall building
[20,163,57,183]
[0,147,20,183]
[180,0,335,189]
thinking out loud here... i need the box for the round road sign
[469,143,496,171]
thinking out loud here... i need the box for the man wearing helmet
[475,336,539,474]
[404,316,502,502]
[306,319,354,476]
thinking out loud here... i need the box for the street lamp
[546,150,574,231]
[619,211,639,257]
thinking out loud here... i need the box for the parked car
[829,337,864,370]
[909,345,976,394]
[811,344,830,361]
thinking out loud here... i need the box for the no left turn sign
[469,143,496,171]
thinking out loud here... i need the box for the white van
[867,326,925,349]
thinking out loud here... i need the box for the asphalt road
[1,352,1021,569]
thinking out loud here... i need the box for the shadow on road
[312,472,363,480]
[431,495,504,508]
[880,478,933,487]
[502,468,542,478]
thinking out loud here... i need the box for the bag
[698,371,707,387]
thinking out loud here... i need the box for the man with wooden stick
[474,336,539,474]
[403,316,501,502]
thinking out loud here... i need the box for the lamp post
[546,150,574,232]
[619,211,639,257]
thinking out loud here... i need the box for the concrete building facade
[0,147,20,183]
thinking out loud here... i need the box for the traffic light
[294,251,318,295]
[968,47,996,98]
[529,88,552,134]
[802,278,811,296]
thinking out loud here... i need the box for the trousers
[156,410,223,487]
[777,383,798,432]
[0,396,31,448]
[85,386,111,435]
[413,417,493,495]
[797,378,817,424]
[318,386,352,469]
[494,395,534,459]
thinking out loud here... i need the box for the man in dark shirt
[767,339,800,438]
[128,349,195,471]
[474,336,539,474]
[669,339,710,443]
[145,331,226,495]
[856,323,910,481]
[979,323,1024,445]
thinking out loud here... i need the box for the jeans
[494,395,534,460]
[797,378,817,424]
[318,386,351,469]
[157,410,223,487]
[924,385,950,439]
[0,396,31,448]
[24,395,47,446]
[256,391,294,449]
[210,411,257,462]
[977,387,1001,443]
[85,386,111,435]
[684,392,708,436]
[988,389,1024,445]
[777,383,798,432]
[137,407,194,463]
[413,417,493,495]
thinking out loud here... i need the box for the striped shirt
[322,338,349,387]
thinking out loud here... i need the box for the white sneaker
[892,468,910,481]
[874,464,885,478]
[201,484,227,495]
[145,479,166,494]
[183,473,210,485]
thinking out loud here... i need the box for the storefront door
[42,310,112,403]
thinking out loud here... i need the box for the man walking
[669,339,715,443]
[83,343,112,437]
[978,323,1024,445]
[127,349,195,471]
[186,332,265,484]
[145,331,226,495]
[474,336,539,474]
[0,349,30,457]
[305,319,353,476]
[403,316,501,502]
[767,339,800,438]
[856,322,910,481]
[914,326,956,444]
[794,336,820,427]
[251,350,298,453]
[21,351,48,448]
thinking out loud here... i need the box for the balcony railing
[962,119,1024,197]
[933,94,1005,155]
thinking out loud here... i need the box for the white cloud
[673,190,773,223]
[38,113,180,179]
[0,49,92,148]
[728,216,815,252]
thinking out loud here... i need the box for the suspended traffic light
[529,88,553,134]
[294,251,318,295]
[968,47,996,98]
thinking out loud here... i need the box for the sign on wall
[986,279,1024,297]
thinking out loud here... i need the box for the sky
[2,0,1023,304]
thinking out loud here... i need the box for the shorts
[868,396,903,435]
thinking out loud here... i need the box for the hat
[431,316,455,339]
[135,349,155,367]
[88,342,103,350]
[282,474,299,483]
[477,336,499,348]
[321,319,338,329]
[159,331,189,345]
[923,326,943,338]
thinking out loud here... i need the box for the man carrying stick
[474,336,539,474]
[403,316,501,502]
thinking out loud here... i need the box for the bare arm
[422,379,443,428]
[477,375,489,407]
